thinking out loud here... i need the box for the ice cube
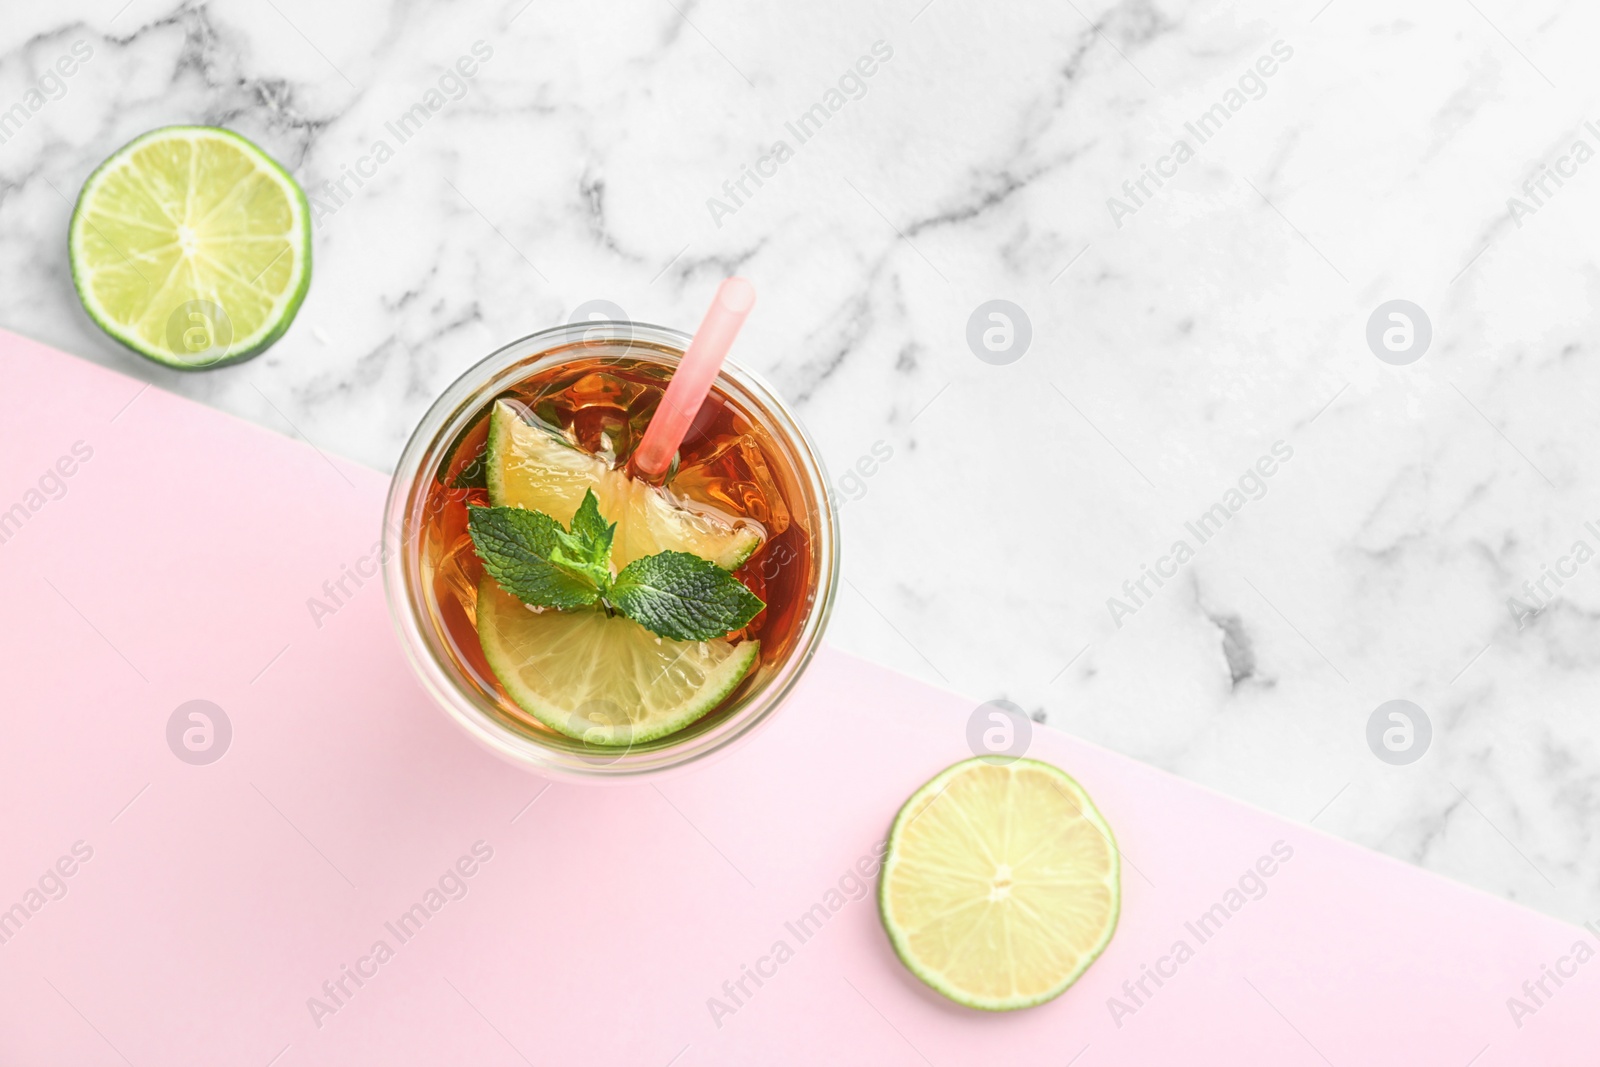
[672,434,790,535]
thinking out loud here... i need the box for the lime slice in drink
[69,126,312,369]
[476,579,759,745]
[878,758,1121,1011]
[486,400,762,570]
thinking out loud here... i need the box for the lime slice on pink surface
[879,758,1121,1010]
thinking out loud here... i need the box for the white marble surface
[4,0,1600,926]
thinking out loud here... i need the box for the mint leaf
[610,551,765,641]
[566,489,615,573]
[468,505,601,610]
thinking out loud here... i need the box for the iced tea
[402,338,824,758]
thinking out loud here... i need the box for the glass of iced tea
[382,320,838,778]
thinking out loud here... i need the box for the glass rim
[381,319,839,781]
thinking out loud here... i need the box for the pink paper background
[0,329,1592,1065]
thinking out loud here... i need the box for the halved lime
[475,579,759,746]
[69,126,311,369]
[879,758,1121,1011]
[486,400,762,570]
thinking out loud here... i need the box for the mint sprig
[468,490,764,641]
[466,506,600,611]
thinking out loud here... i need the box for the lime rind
[718,522,763,570]
[68,125,312,370]
[878,757,1122,1012]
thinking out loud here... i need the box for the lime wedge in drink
[475,579,759,746]
[69,126,312,369]
[486,400,762,570]
[878,758,1121,1011]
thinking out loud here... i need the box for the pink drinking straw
[632,276,757,478]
